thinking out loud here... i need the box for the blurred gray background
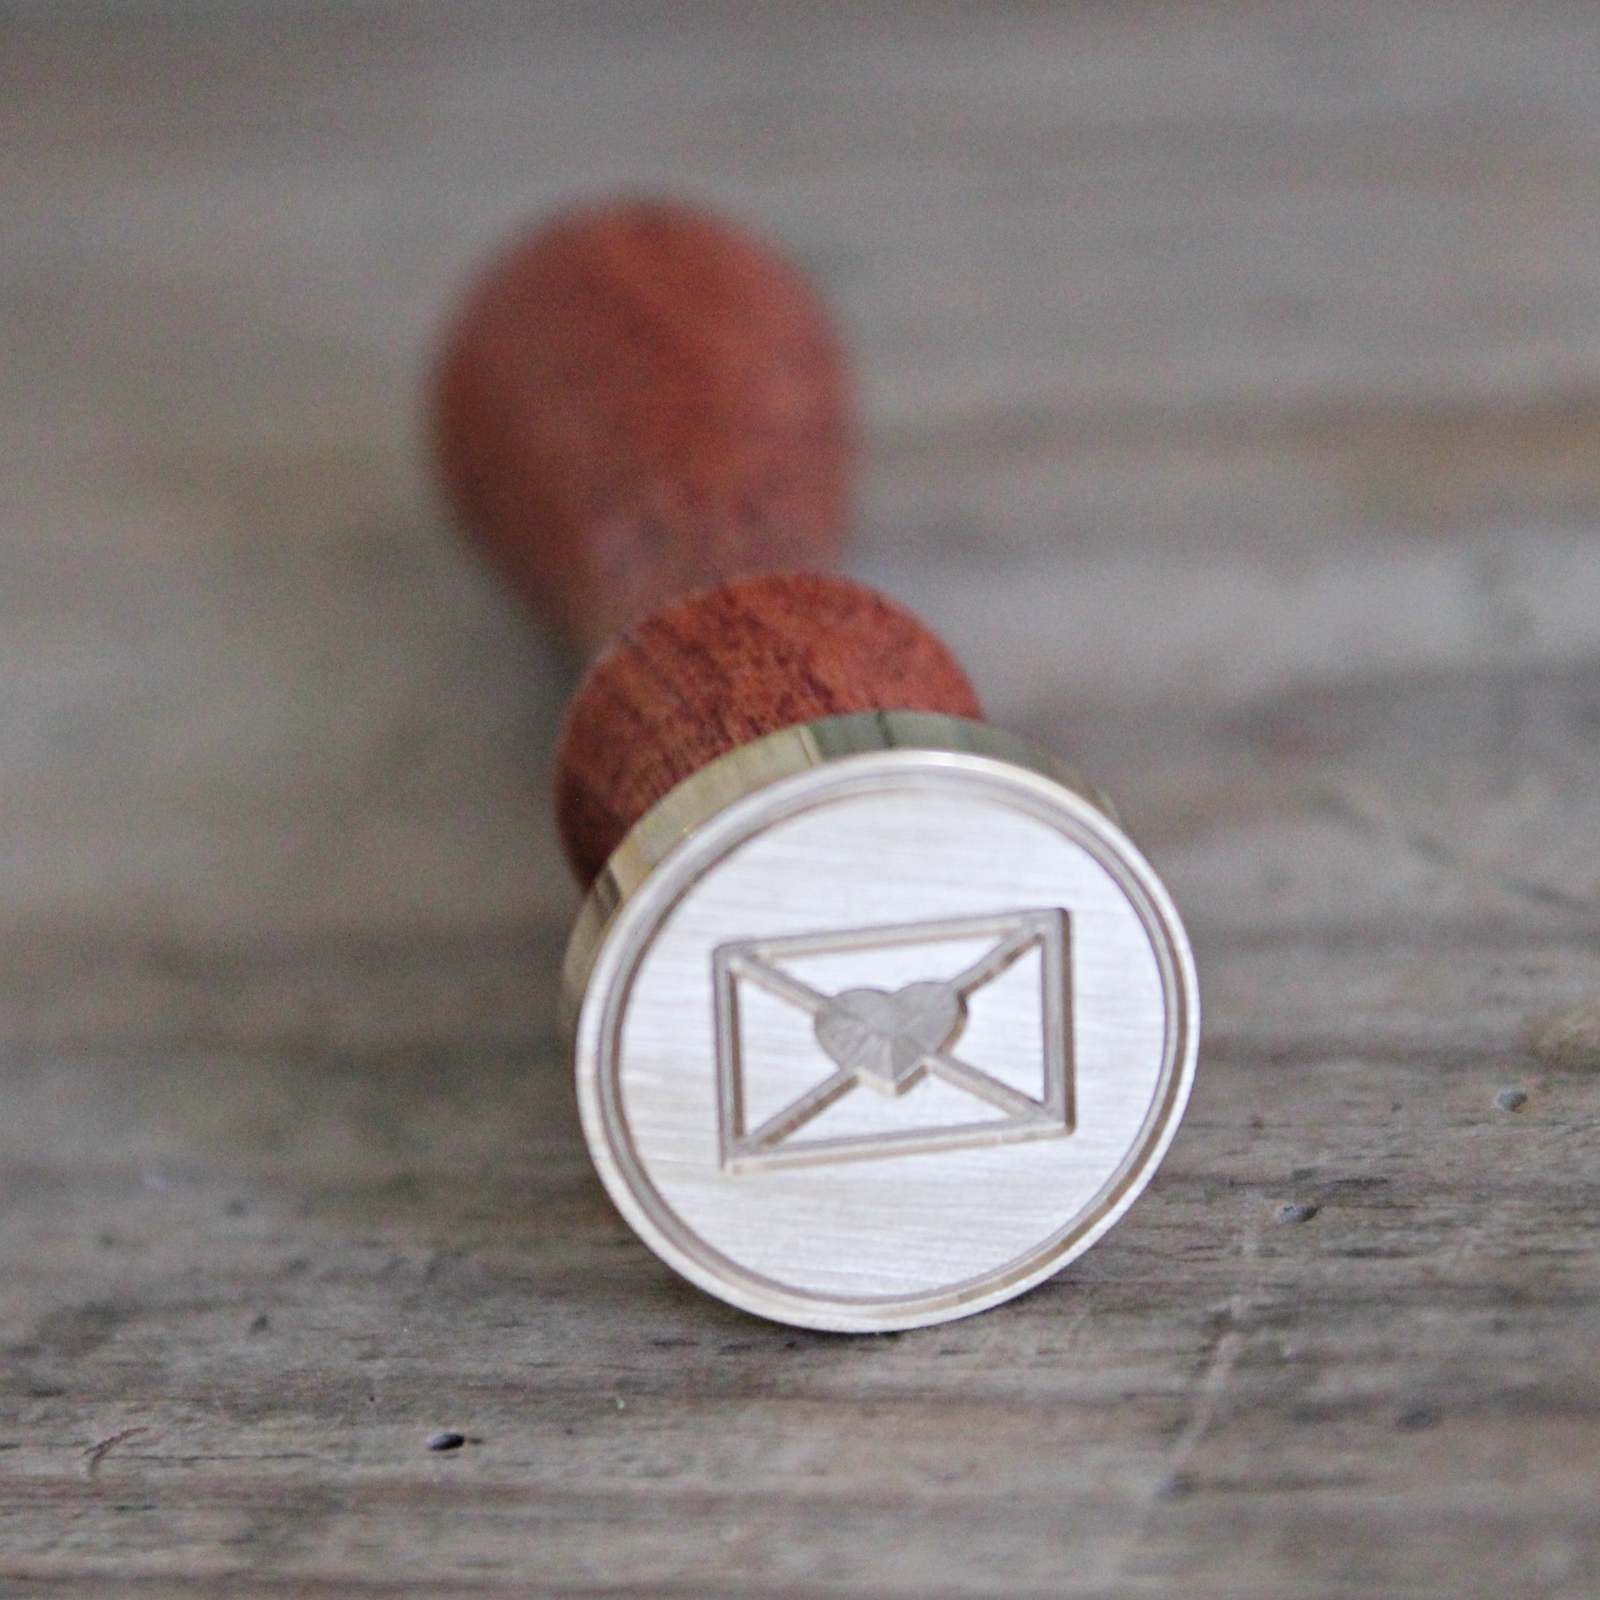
[3,4,1598,1596]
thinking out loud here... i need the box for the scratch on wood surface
[82,1426,147,1480]
[1164,1220,1262,1487]
[1528,1002,1600,1070]
[1319,787,1600,918]
[1104,1219,1264,1589]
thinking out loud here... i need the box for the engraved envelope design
[712,909,1073,1172]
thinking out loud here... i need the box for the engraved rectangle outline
[712,908,1074,1172]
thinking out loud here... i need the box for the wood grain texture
[433,197,854,652]
[2,2,1600,1597]
[555,573,981,882]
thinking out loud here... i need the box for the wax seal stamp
[564,712,1196,1331]
[432,196,1199,1331]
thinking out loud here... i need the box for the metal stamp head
[564,712,1199,1332]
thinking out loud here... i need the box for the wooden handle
[432,197,855,653]
[431,197,982,884]
[555,572,981,884]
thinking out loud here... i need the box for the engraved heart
[814,982,965,1096]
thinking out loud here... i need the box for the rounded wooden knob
[555,572,982,884]
[431,197,855,652]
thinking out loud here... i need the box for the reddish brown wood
[433,199,978,884]
[432,197,855,652]
[555,573,983,884]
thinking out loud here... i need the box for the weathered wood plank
[2,2,1598,1595]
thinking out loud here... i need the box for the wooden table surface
[3,4,1598,1595]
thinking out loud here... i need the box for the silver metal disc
[565,713,1199,1332]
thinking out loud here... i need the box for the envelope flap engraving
[713,909,1074,1172]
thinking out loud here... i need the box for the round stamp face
[570,723,1198,1332]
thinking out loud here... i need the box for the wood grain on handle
[555,573,982,884]
[432,197,855,653]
